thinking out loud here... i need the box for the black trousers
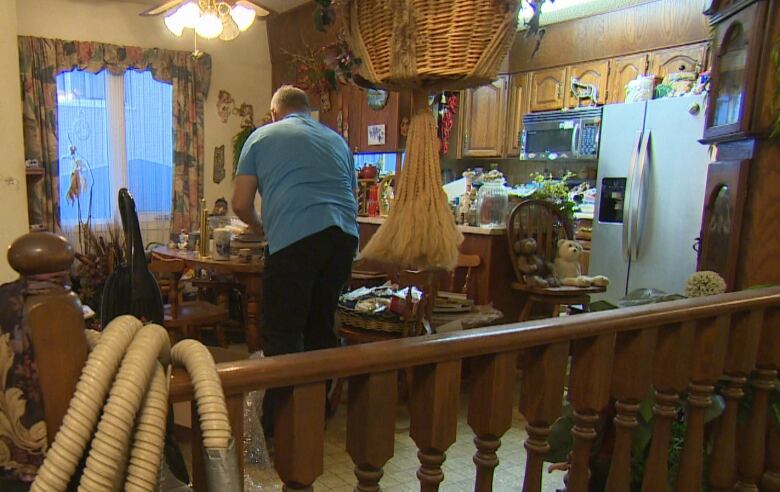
[260,226,358,436]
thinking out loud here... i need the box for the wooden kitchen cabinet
[608,53,649,104]
[505,73,530,157]
[649,42,709,78]
[565,60,610,108]
[530,67,567,111]
[460,76,507,157]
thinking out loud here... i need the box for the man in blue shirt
[232,85,358,436]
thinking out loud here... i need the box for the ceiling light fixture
[159,0,266,41]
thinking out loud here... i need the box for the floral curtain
[18,36,212,233]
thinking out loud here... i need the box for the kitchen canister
[212,228,232,261]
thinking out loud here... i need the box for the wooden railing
[170,287,780,492]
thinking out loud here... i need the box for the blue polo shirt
[236,112,358,254]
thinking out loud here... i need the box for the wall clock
[367,89,389,110]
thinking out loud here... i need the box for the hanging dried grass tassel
[361,90,463,271]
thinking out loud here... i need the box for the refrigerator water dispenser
[599,178,627,223]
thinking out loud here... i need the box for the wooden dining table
[152,246,264,353]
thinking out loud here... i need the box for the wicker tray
[338,309,405,333]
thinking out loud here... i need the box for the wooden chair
[448,253,481,297]
[507,199,605,321]
[150,254,231,346]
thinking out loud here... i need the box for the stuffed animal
[514,237,559,288]
[553,239,610,288]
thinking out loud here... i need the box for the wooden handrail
[170,287,780,400]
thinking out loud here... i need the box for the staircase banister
[169,287,780,400]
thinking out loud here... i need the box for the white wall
[16,0,273,219]
[0,0,31,282]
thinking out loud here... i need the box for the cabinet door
[565,60,610,108]
[649,42,709,78]
[505,73,530,157]
[461,77,507,158]
[530,67,567,111]
[608,54,648,104]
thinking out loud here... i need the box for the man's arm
[231,175,263,234]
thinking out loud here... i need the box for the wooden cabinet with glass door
[530,67,567,111]
[460,76,507,157]
[608,53,648,104]
[703,0,768,142]
[505,73,530,157]
[565,60,610,108]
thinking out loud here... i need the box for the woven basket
[344,0,519,91]
[338,309,406,333]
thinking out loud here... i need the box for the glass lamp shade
[219,15,240,41]
[230,4,256,31]
[177,1,201,28]
[164,10,186,36]
[195,11,224,39]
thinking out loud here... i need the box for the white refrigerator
[590,94,711,304]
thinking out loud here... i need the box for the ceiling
[110,0,311,14]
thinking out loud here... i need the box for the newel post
[8,232,88,444]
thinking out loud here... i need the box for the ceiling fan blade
[139,0,187,16]
[236,0,275,16]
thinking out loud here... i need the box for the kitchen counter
[357,216,507,236]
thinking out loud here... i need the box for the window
[57,69,173,230]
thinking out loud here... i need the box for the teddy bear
[553,239,610,288]
[513,237,559,288]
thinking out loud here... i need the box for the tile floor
[238,392,565,492]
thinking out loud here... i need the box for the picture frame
[367,124,386,146]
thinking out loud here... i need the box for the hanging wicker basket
[344,0,519,92]
[352,0,519,271]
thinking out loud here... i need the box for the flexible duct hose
[31,316,237,491]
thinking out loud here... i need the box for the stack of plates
[230,233,266,254]
[433,291,474,313]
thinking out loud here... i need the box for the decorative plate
[367,89,389,110]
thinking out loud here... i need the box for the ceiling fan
[139,0,275,40]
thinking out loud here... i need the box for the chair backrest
[506,199,574,283]
[149,254,186,318]
[449,253,481,296]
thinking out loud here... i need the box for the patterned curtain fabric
[18,36,212,233]
[0,280,46,484]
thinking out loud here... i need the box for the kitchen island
[356,217,519,321]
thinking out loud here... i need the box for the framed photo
[367,124,386,146]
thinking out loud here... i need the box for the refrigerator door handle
[630,130,652,261]
[622,131,643,262]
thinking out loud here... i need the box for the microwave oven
[520,107,602,161]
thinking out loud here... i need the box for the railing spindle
[518,342,570,492]
[605,328,657,492]
[567,334,616,492]
[467,352,518,492]
[410,360,462,492]
[275,383,327,491]
[676,315,731,491]
[737,308,780,491]
[346,371,397,492]
[709,310,763,491]
[762,425,780,491]
[641,321,696,492]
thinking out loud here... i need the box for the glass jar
[476,180,509,228]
